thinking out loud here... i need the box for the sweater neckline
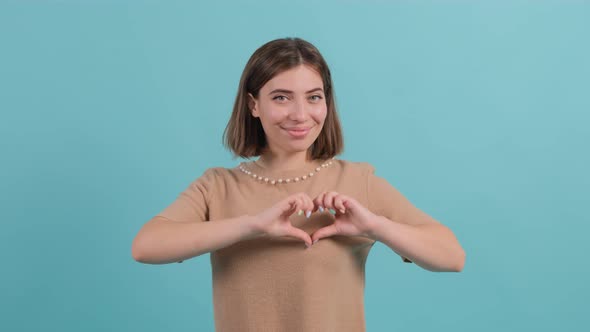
[239,158,334,180]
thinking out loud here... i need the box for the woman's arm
[368,216,466,272]
[131,215,259,265]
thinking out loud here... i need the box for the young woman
[132,37,465,331]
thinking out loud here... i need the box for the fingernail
[305,210,311,218]
[329,208,336,215]
[305,242,311,249]
[319,206,324,212]
[298,209,303,216]
[313,239,318,245]
[340,209,346,214]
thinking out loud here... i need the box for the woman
[132,37,465,331]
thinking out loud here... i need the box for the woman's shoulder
[334,158,376,175]
[195,165,240,181]
[183,165,236,188]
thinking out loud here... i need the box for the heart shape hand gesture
[251,192,378,248]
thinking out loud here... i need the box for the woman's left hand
[311,191,379,244]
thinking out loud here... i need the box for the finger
[302,194,314,218]
[281,196,298,216]
[285,225,313,247]
[334,195,346,214]
[283,194,307,218]
[311,224,339,244]
[342,198,358,212]
[313,192,326,213]
[295,196,306,216]
[322,191,338,212]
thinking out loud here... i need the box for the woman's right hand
[249,193,315,248]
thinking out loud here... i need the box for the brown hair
[223,37,343,159]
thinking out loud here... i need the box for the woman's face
[248,64,327,156]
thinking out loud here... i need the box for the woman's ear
[248,93,259,118]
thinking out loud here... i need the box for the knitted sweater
[156,158,426,332]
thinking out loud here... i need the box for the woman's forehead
[263,65,323,92]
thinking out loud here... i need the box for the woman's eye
[273,95,287,101]
[310,95,323,101]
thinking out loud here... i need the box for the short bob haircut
[223,37,343,159]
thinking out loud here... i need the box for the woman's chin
[282,141,314,153]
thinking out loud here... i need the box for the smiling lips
[282,126,311,138]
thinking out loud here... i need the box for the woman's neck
[256,150,315,172]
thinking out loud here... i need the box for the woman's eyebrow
[268,87,324,95]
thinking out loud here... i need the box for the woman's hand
[311,191,378,244]
[251,193,315,247]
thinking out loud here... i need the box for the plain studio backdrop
[1,0,588,331]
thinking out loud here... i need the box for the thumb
[285,226,313,248]
[311,224,339,244]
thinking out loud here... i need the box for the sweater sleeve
[155,168,217,223]
[365,163,440,264]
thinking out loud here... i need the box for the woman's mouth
[282,126,311,138]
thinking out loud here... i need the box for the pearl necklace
[238,158,335,185]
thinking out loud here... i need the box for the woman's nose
[290,100,307,120]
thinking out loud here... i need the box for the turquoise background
[1,0,588,331]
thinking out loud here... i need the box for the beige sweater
[156,158,422,332]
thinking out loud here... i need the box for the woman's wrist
[241,214,266,240]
